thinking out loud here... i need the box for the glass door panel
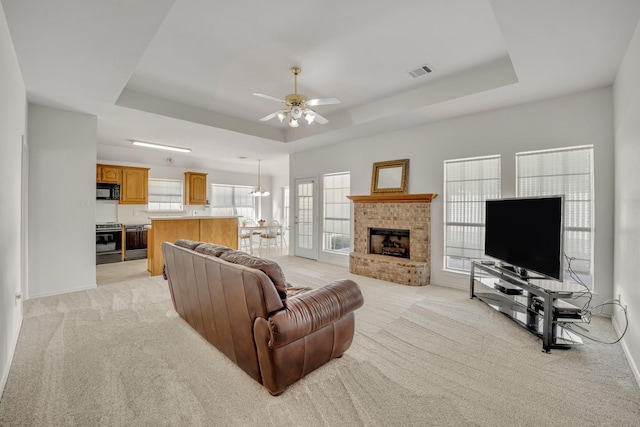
[294,177,317,259]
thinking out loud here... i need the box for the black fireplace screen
[369,228,410,258]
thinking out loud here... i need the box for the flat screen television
[484,196,564,281]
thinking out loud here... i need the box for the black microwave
[96,183,120,200]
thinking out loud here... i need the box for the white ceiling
[3,0,640,175]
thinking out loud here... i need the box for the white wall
[291,87,615,307]
[28,104,97,298]
[271,171,289,223]
[613,19,640,385]
[0,2,26,397]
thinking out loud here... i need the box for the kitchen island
[147,216,238,276]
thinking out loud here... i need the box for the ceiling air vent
[408,64,432,78]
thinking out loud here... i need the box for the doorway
[293,177,318,260]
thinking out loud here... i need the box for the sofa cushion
[175,239,204,250]
[219,250,288,299]
[194,243,232,257]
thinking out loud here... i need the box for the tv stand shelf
[470,261,587,352]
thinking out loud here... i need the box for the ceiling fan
[253,67,340,127]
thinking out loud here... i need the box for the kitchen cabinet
[120,167,149,204]
[184,172,208,205]
[96,164,122,184]
[124,224,148,260]
[147,217,238,276]
[147,225,154,273]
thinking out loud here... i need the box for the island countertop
[147,216,238,275]
[148,215,239,220]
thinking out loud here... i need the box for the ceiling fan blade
[306,109,329,125]
[259,111,281,122]
[253,93,285,104]
[306,97,340,107]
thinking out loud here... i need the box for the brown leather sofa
[162,240,364,395]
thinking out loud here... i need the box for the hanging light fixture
[249,159,270,197]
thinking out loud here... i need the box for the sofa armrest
[267,279,364,348]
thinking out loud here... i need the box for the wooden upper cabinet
[96,164,122,184]
[120,167,149,204]
[185,172,208,205]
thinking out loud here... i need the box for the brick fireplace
[347,193,437,286]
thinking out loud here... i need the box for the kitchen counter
[147,216,238,276]
[147,215,238,220]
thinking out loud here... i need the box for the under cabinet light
[131,140,192,153]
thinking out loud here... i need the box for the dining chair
[276,220,287,247]
[238,219,254,253]
[259,220,280,253]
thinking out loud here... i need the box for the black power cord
[561,254,629,344]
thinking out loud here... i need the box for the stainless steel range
[96,223,123,264]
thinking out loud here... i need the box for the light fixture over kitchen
[249,159,270,197]
[131,140,191,153]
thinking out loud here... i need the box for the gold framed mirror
[371,159,409,194]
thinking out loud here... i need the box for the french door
[294,177,318,260]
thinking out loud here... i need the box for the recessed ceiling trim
[116,89,288,143]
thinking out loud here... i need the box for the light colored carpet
[96,259,150,286]
[2,255,639,426]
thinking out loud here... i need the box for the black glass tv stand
[470,261,587,352]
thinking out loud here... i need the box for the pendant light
[249,159,270,197]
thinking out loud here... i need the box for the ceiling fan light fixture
[291,105,303,119]
[305,112,315,124]
[254,67,340,128]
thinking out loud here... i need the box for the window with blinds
[323,172,351,254]
[210,184,255,219]
[516,145,594,287]
[148,179,183,212]
[444,155,501,272]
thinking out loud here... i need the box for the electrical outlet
[617,294,627,311]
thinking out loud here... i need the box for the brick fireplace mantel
[347,193,438,286]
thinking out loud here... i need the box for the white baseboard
[613,314,640,389]
[27,283,97,299]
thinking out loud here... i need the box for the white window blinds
[516,145,594,286]
[444,155,501,272]
[148,179,183,212]
[210,184,255,219]
[323,172,351,253]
